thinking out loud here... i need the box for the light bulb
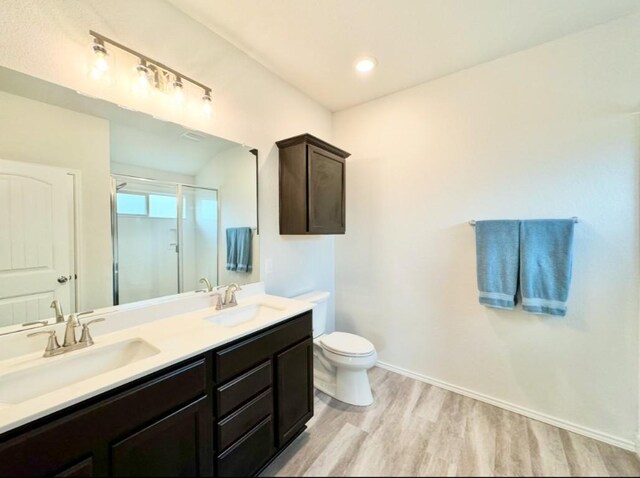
[136,63,150,90]
[354,56,377,73]
[90,41,109,80]
[94,53,108,72]
[90,67,103,81]
[202,92,212,117]
[173,79,184,104]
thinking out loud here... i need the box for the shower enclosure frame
[110,174,220,306]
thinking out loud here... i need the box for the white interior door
[0,159,75,327]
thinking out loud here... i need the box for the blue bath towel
[474,220,521,310]
[519,220,575,317]
[226,227,253,272]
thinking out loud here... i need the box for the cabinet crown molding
[276,133,350,159]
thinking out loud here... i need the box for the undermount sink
[204,303,285,328]
[0,339,159,405]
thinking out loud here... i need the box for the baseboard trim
[376,360,635,452]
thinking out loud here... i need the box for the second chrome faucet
[212,283,242,310]
[198,278,242,310]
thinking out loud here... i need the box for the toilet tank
[293,290,330,338]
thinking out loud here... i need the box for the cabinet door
[308,145,346,234]
[275,338,314,446]
[110,398,211,477]
[0,419,97,477]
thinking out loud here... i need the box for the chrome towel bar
[469,217,579,226]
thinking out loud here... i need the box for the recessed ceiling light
[355,56,377,73]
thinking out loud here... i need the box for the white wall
[0,90,112,310]
[196,145,260,286]
[333,15,640,445]
[0,0,335,329]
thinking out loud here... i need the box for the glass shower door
[181,185,219,292]
[112,176,179,305]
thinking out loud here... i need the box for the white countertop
[0,290,314,435]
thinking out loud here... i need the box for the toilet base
[313,343,376,407]
[336,368,374,406]
[314,375,337,399]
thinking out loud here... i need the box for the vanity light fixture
[354,56,377,73]
[88,31,213,117]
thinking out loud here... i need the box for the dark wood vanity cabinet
[277,133,350,235]
[0,312,314,478]
[213,312,313,476]
[0,358,212,477]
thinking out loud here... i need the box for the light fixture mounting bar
[89,30,211,94]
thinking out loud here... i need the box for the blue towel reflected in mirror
[226,227,253,272]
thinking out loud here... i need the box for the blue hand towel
[519,220,575,317]
[475,220,520,310]
[226,227,253,273]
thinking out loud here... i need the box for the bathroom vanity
[0,289,314,477]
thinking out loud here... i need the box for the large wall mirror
[0,66,259,332]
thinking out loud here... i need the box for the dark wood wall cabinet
[277,133,350,235]
[0,311,314,478]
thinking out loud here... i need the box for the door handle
[57,276,69,284]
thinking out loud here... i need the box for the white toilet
[294,291,377,406]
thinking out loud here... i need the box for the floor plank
[596,441,640,477]
[261,367,640,477]
[494,409,534,476]
[527,420,571,476]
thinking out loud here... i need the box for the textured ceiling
[169,0,640,111]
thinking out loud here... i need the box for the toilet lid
[320,332,375,357]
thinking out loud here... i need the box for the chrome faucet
[63,313,81,347]
[199,277,213,292]
[28,312,104,358]
[214,283,242,310]
[50,300,65,323]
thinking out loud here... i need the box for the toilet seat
[320,332,375,357]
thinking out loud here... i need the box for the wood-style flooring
[262,367,640,477]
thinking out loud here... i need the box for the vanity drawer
[217,361,272,417]
[218,388,273,451]
[217,416,274,477]
[215,312,312,382]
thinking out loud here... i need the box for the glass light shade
[136,64,150,90]
[173,80,184,104]
[202,93,212,117]
[89,42,110,81]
